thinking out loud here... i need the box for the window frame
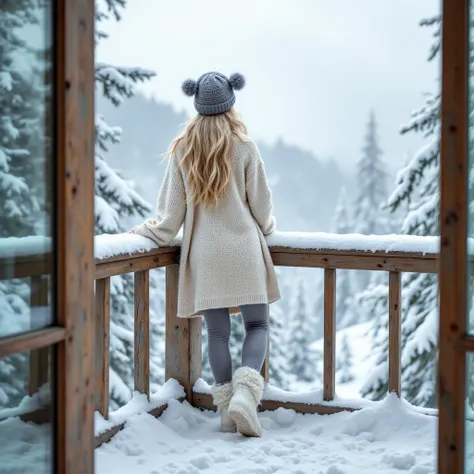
[0,1,95,473]
[438,0,473,473]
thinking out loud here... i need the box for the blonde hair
[168,108,248,208]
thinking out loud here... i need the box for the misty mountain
[96,92,350,231]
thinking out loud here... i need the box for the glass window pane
[0,348,54,474]
[469,0,474,337]
[466,354,474,471]
[0,1,54,337]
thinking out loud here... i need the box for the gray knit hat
[182,72,246,116]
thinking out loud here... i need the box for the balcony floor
[95,395,438,474]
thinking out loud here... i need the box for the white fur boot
[228,367,264,437]
[212,382,237,433]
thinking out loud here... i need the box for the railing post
[165,264,202,403]
[29,275,50,395]
[323,268,336,401]
[388,271,402,396]
[95,277,110,418]
[134,270,150,397]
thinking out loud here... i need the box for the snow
[95,394,450,474]
[0,384,50,419]
[266,232,438,254]
[0,417,52,474]
[0,71,13,92]
[0,231,445,262]
[94,231,440,262]
[94,233,176,260]
[0,235,51,259]
[95,379,185,436]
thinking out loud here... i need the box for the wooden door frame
[438,0,471,472]
[55,0,95,473]
[0,1,95,473]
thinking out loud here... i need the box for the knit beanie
[181,72,246,116]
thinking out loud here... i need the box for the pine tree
[353,111,389,236]
[336,335,354,384]
[288,280,322,383]
[268,271,291,389]
[0,1,51,408]
[310,288,324,341]
[149,268,166,392]
[94,0,156,408]
[362,16,441,407]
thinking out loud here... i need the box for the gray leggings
[204,304,269,385]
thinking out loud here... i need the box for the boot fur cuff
[211,381,233,410]
[233,366,264,403]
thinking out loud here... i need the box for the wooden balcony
[90,231,439,446]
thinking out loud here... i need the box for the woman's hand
[128,227,137,234]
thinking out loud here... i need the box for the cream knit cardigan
[133,137,281,318]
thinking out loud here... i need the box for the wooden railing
[0,234,439,444]
[93,239,438,428]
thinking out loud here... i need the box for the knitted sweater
[133,137,281,318]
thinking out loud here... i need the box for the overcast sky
[97,0,440,175]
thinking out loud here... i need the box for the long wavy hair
[167,108,248,208]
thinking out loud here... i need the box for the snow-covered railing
[92,231,439,428]
[0,231,440,443]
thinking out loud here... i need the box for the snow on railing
[93,231,440,261]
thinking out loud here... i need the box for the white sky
[97,0,440,175]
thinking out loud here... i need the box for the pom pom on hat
[182,79,197,97]
[229,73,245,91]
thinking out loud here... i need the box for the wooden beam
[95,249,178,279]
[95,278,110,418]
[323,268,336,401]
[94,400,184,448]
[192,392,356,415]
[0,253,52,280]
[55,0,96,472]
[388,271,401,396]
[165,265,202,402]
[271,251,437,273]
[134,270,150,397]
[457,336,474,352]
[0,327,66,358]
[29,276,50,396]
[438,0,469,472]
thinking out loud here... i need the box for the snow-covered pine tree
[353,111,389,236]
[336,334,354,384]
[268,269,291,389]
[332,187,359,328]
[362,16,441,407]
[353,111,389,292]
[149,268,166,391]
[94,0,155,408]
[288,279,322,383]
[0,1,51,407]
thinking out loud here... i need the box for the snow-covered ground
[2,386,474,473]
[95,395,448,474]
